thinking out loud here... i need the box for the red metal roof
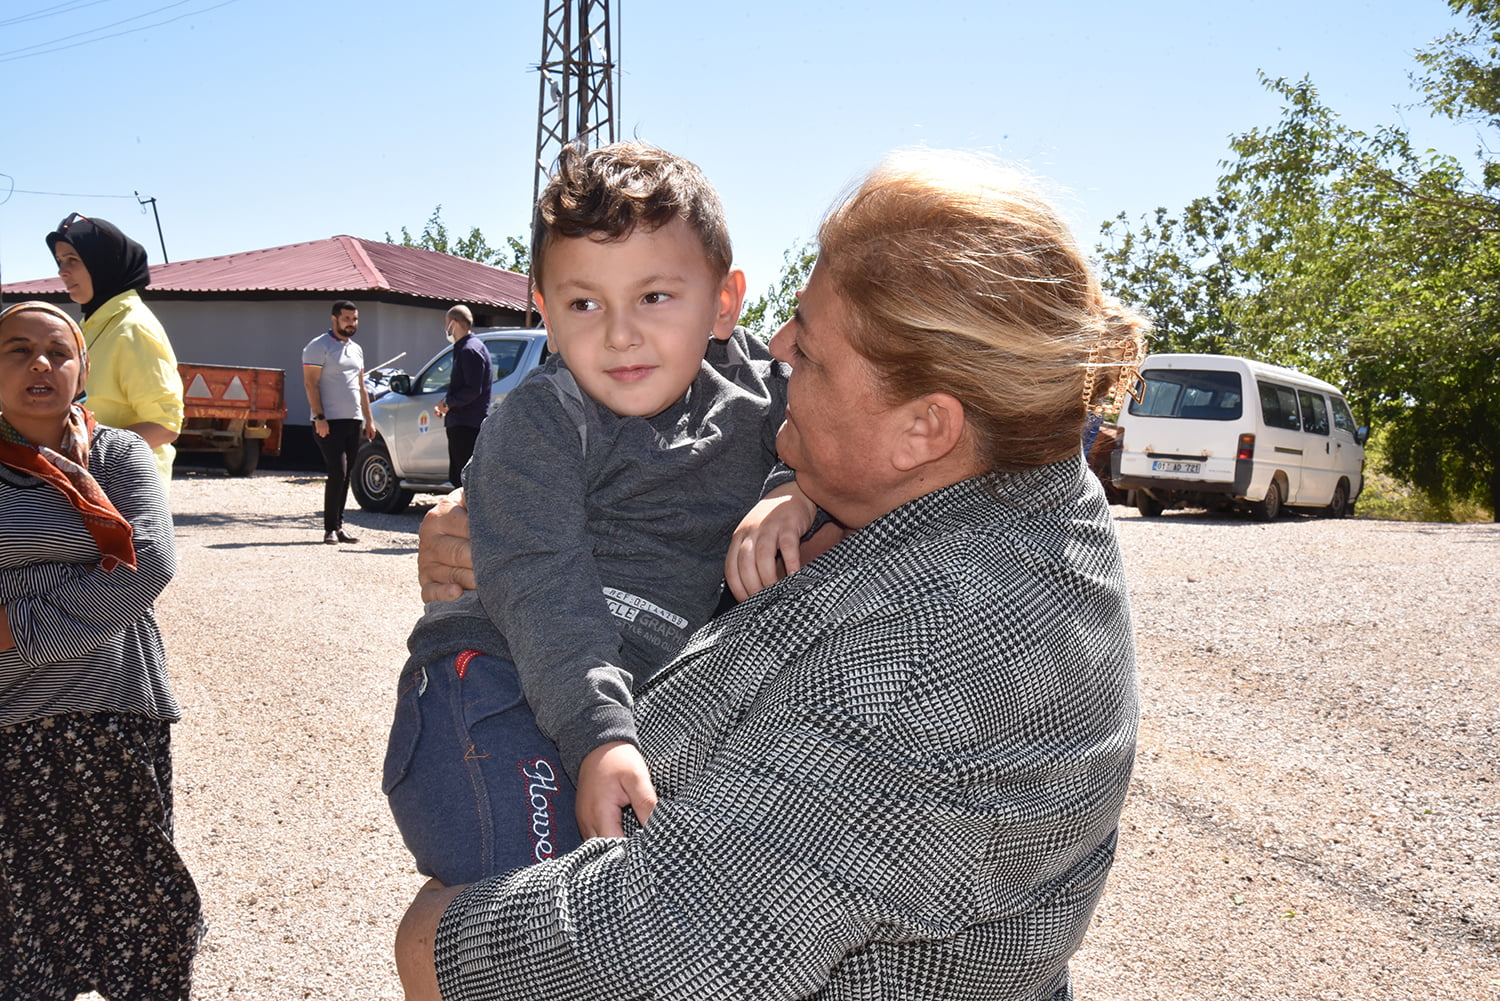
[2,235,529,310]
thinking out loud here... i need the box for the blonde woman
[400,151,1147,1001]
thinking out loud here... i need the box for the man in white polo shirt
[301,300,375,545]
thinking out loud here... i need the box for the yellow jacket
[81,289,184,488]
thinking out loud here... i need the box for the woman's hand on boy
[725,484,820,601]
[395,877,468,1001]
[418,489,477,602]
[576,741,658,838]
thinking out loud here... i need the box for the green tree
[491,235,532,275]
[1222,75,1498,458]
[385,205,530,275]
[1097,195,1248,356]
[1414,0,1500,159]
[1098,1,1500,518]
[739,240,817,339]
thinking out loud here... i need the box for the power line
[7,187,139,199]
[1,0,205,56]
[0,0,121,30]
[4,183,169,255]
[0,0,238,64]
[1,177,167,257]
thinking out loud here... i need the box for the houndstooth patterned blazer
[437,455,1139,1001]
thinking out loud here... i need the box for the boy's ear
[891,392,968,472]
[711,269,748,342]
[532,290,557,351]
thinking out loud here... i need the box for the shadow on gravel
[174,508,426,556]
[193,540,417,555]
[189,541,414,555]
[173,471,327,488]
[1378,522,1498,539]
[1112,507,1329,527]
[174,511,307,531]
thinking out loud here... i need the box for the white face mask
[444,324,455,343]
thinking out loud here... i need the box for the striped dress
[0,425,202,1001]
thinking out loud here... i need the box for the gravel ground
[142,469,1497,1000]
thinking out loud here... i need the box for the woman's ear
[892,392,967,472]
[711,269,749,341]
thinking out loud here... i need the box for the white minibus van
[1111,353,1368,520]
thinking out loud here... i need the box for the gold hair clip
[1083,334,1147,415]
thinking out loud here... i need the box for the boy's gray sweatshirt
[404,328,791,781]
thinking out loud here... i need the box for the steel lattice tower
[528,0,620,322]
[532,0,620,207]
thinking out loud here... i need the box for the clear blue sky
[0,0,1481,309]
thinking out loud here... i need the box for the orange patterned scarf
[0,406,137,571]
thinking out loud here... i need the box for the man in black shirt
[432,305,492,488]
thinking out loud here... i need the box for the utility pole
[529,0,620,325]
[135,191,168,263]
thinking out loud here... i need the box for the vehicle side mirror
[1355,426,1369,446]
[390,374,412,396]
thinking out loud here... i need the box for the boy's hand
[576,741,658,838]
[724,483,819,601]
[418,489,476,602]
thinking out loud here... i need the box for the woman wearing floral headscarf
[46,213,184,491]
[0,301,202,1000]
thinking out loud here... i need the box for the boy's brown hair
[530,142,732,290]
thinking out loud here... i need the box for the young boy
[384,142,806,886]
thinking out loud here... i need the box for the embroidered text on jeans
[518,757,560,863]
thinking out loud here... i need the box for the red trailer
[176,362,286,476]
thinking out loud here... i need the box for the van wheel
[1324,481,1350,519]
[1253,479,1282,522]
[1136,492,1165,518]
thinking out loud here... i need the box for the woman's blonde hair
[816,150,1147,472]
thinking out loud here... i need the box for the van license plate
[1152,460,1201,474]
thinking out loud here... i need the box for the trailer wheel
[353,442,413,514]
[224,437,261,477]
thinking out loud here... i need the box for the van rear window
[1128,370,1244,420]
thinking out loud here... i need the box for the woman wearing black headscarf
[46,214,184,491]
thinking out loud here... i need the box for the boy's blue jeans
[383,650,583,885]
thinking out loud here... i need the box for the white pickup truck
[352,328,551,513]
